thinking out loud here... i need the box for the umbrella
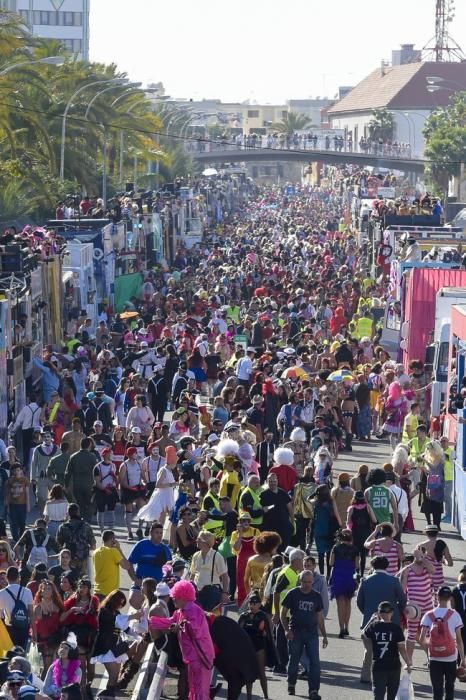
[282,366,308,380]
[327,369,355,382]
[119,311,139,320]
[202,168,218,177]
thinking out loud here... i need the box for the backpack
[6,586,29,629]
[27,531,49,570]
[428,609,456,658]
[63,521,89,561]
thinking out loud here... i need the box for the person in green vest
[364,468,398,527]
[401,402,420,443]
[226,303,240,324]
[440,435,454,523]
[407,424,429,506]
[239,474,264,528]
[272,548,305,674]
[356,309,374,341]
[201,477,225,541]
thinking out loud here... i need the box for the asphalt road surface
[28,436,465,699]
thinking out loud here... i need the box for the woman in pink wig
[149,580,214,700]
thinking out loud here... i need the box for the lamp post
[83,80,135,120]
[60,78,127,181]
[0,55,64,77]
[118,94,167,187]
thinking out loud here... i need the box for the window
[247,110,259,119]
[73,12,83,26]
[281,111,287,118]
[63,11,74,25]
[63,39,82,54]
[19,10,29,20]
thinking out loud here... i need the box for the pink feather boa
[52,658,81,691]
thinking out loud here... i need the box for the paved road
[28,437,465,699]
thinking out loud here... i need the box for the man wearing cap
[256,429,278,483]
[64,437,98,521]
[93,448,119,531]
[236,347,255,388]
[364,600,410,699]
[119,446,146,540]
[90,420,112,458]
[420,585,465,700]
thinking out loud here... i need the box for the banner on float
[114,273,143,313]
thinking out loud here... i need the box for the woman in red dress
[33,580,64,675]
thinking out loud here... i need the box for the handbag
[218,536,233,559]
[196,552,222,611]
[395,671,415,700]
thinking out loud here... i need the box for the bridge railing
[185,138,415,159]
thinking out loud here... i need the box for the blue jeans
[287,629,320,692]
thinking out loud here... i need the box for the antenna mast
[423,0,465,61]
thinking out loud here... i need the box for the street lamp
[0,55,64,77]
[59,77,127,181]
[84,81,139,120]
[118,94,167,187]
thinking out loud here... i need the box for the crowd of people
[0,180,465,700]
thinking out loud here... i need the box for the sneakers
[309,692,321,700]
[127,532,134,541]
[273,667,287,676]
[136,528,143,541]
[288,686,295,695]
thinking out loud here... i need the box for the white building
[328,59,466,158]
[5,0,89,59]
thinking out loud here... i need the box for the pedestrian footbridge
[189,143,427,174]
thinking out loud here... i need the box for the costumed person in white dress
[137,460,176,529]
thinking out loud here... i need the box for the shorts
[121,486,146,505]
[94,488,119,512]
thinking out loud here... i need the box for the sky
[89,0,466,104]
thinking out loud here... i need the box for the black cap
[438,585,452,598]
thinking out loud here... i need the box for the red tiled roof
[328,61,466,115]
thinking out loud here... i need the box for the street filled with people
[0,178,465,700]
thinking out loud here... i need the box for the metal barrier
[146,650,168,700]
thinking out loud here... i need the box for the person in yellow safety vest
[239,474,264,528]
[407,424,429,499]
[356,310,374,341]
[271,548,305,674]
[440,435,454,523]
[201,477,225,540]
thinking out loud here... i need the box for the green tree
[270,111,314,134]
[423,92,466,195]
[368,108,395,142]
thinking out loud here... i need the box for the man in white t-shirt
[235,347,255,388]
[419,585,465,700]
[0,567,33,648]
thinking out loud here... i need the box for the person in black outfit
[209,614,259,700]
[364,600,410,700]
[238,592,275,699]
[91,590,143,696]
[334,340,354,369]
[91,392,112,434]
[346,491,377,577]
[147,367,168,423]
[256,430,277,484]
[74,397,97,436]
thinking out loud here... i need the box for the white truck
[431,287,466,415]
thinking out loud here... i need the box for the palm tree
[270,111,314,134]
[368,108,395,142]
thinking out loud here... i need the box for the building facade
[5,0,89,59]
